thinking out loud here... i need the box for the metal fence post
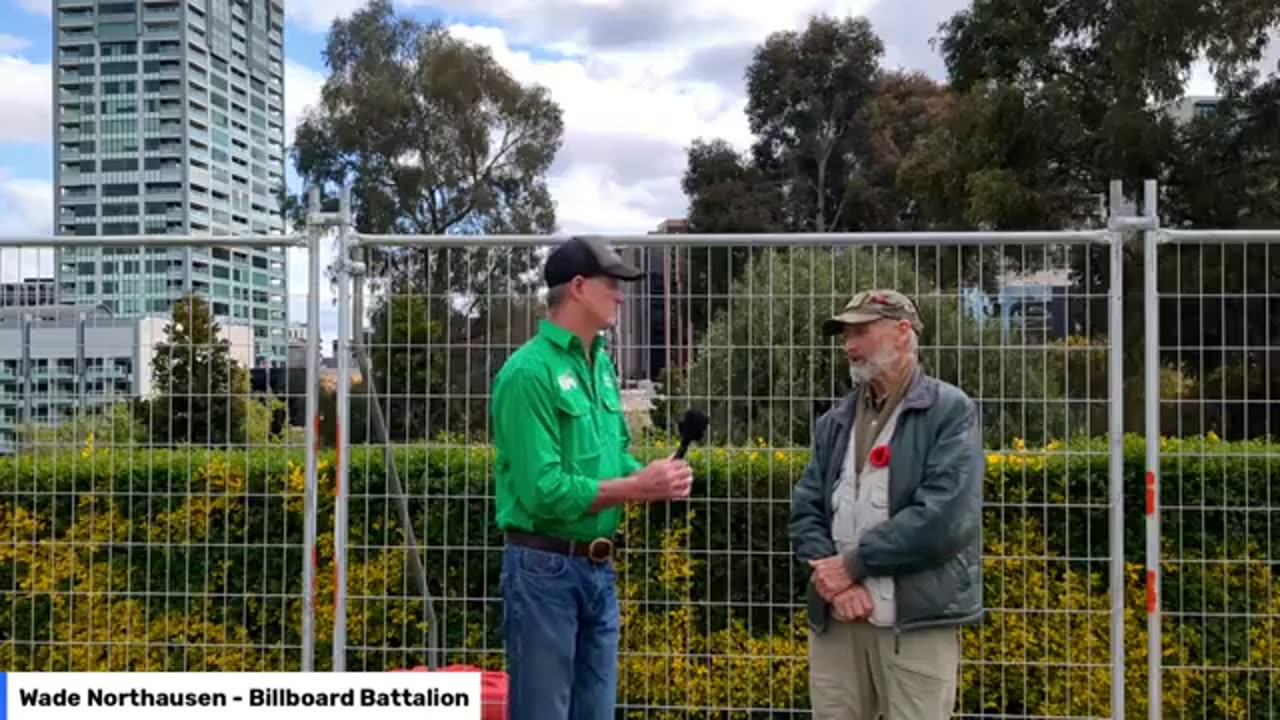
[332,184,353,672]
[1107,179,1127,720]
[1142,178,1162,720]
[300,186,322,672]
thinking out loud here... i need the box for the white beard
[848,345,901,386]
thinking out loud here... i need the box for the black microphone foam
[674,408,709,459]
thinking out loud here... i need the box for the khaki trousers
[808,621,959,720]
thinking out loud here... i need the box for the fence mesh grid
[342,236,1121,718]
[1152,236,1279,720]
[2,212,1275,719]
[0,240,317,673]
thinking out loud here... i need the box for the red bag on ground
[393,664,508,720]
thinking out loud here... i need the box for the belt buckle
[586,537,614,563]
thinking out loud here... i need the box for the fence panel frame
[0,189,1142,708]
[336,222,1127,718]
[0,227,325,671]
[1144,180,1280,720]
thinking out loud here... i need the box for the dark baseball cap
[543,236,644,287]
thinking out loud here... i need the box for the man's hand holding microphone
[631,457,694,501]
[630,408,707,502]
[594,409,708,509]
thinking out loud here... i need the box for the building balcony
[145,6,180,20]
[58,30,94,43]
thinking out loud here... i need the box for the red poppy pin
[868,445,891,468]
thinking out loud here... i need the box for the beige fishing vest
[830,402,904,627]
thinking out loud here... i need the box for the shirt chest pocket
[555,391,602,476]
[599,391,625,447]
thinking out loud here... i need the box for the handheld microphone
[674,408,709,460]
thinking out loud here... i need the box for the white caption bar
[3,671,482,720]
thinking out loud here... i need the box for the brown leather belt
[505,531,622,563]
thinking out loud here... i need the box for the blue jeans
[501,543,620,720]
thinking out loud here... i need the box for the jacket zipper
[889,417,899,655]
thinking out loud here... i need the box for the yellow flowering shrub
[0,436,1275,718]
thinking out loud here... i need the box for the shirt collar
[864,362,919,410]
[539,318,608,355]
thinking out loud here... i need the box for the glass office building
[52,0,290,367]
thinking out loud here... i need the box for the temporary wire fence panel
[338,230,1128,719]
[0,234,325,673]
[8,177,1275,720]
[1146,226,1280,720]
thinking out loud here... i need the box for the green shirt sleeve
[493,366,600,523]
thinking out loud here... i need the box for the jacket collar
[830,365,937,430]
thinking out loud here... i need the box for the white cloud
[277,1,879,233]
[284,0,365,34]
[0,33,31,54]
[433,0,873,56]
[1186,60,1218,97]
[446,22,752,232]
[273,0,1280,236]
[284,60,325,147]
[0,54,51,143]
[0,171,51,237]
[14,0,50,16]
[0,170,54,281]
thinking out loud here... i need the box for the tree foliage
[289,0,567,441]
[922,0,1280,435]
[745,15,884,234]
[684,15,955,237]
[673,2,1280,438]
[291,0,564,372]
[672,17,963,359]
[294,0,563,242]
[658,246,1107,447]
[325,291,546,444]
[146,294,248,446]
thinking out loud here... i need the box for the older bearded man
[788,289,986,720]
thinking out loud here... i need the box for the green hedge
[0,434,1276,718]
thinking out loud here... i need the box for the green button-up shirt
[491,319,645,542]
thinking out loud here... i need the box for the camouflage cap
[821,289,924,336]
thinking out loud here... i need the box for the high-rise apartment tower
[52,0,290,367]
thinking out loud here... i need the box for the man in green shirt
[491,235,693,720]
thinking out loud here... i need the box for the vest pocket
[866,468,891,509]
